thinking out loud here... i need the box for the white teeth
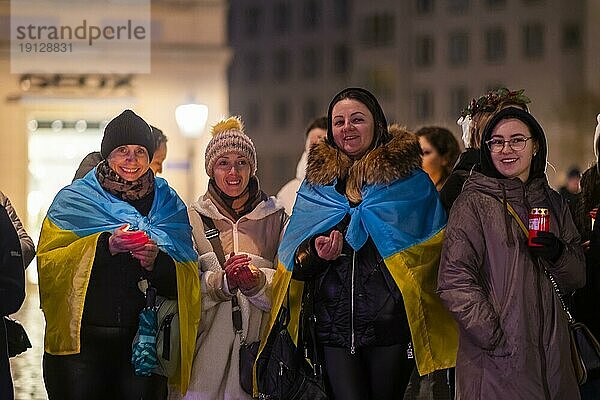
[227,180,241,185]
[502,159,517,163]
[122,167,139,173]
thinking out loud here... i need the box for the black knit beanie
[101,110,156,160]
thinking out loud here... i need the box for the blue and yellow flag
[37,170,200,394]
[262,170,457,377]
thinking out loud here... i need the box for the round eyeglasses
[485,136,533,153]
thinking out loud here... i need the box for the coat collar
[190,195,284,223]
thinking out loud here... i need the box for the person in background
[272,87,455,400]
[38,110,200,399]
[559,166,581,206]
[438,106,585,399]
[571,113,600,399]
[416,126,460,191]
[73,125,168,181]
[277,116,327,215]
[0,191,35,268]
[149,126,168,175]
[178,116,287,399]
[440,88,531,212]
[0,205,26,400]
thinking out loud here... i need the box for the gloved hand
[529,231,564,263]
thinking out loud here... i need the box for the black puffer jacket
[293,216,411,350]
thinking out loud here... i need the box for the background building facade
[228,0,600,193]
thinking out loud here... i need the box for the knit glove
[529,231,564,263]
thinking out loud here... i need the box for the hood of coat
[306,124,422,203]
[480,107,547,182]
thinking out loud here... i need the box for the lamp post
[175,103,209,202]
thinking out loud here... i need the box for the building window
[361,14,395,47]
[301,47,321,79]
[486,0,506,8]
[303,98,319,123]
[333,44,351,75]
[245,102,261,131]
[485,27,506,62]
[273,2,291,34]
[448,31,469,66]
[273,100,291,128]
[562,23,581,51]
[244,7,263,37]
[273,49,291,82]
[364,68,395,101]
[449,86,469,117]
[523,23,545,58]
[302,0,321,30]
[415,35,435,67]
[415,90,434,121]
[416,0,434,14]
[447,0,469,14]
[333,0,350,29]
[243,52,262,82]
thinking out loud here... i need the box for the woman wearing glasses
[438,107,585,399]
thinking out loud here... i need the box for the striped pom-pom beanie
[205,116,257,177]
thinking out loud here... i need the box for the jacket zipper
[350,250,356,355]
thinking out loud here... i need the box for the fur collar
[306,124,422,203]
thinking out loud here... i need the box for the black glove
[529,231,564,263]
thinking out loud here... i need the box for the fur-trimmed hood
[306,124,422,203]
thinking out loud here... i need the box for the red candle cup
[528,208,549,247]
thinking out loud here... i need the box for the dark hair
[416,126,461,183]
[305,116,327,137]
[151,126,168,147]
[326,87,391,152]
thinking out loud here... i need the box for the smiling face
[213,153,251,197]
[490,119,537,182]
[331,99,375,159]
[107,144,150,181]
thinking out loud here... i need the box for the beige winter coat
[174,195,287,400]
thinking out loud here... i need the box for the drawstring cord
[502,184,515,246]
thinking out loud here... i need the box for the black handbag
[4,316,32,357]
[256,292,328,400]
[239,339,260,394]
[570,321,600,384]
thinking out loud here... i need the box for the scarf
[207,176,267,221]
[95,159,155,201]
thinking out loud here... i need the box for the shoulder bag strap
[199,214,244,338]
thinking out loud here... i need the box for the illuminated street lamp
[175,103,209,201]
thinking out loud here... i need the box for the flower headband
[461,88,531,118]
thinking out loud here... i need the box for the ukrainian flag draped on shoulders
[37,170,200,393]
[264,168,458,376]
